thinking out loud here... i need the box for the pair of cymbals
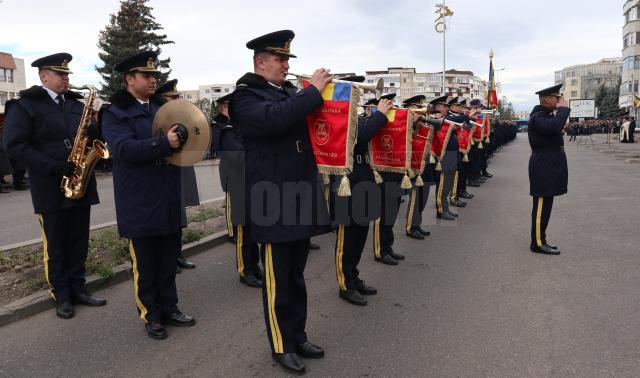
[151,99,211,166]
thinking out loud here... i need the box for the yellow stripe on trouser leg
[406,187,417,233]
[373,218,382,258]
[335,225,347,291]
[436,174,444,214]
[236,225,245,277]
[266,244,283,353]
[225,193,234,238]
[451,171,459,200]
[536,197,543,247]
[129,241,149,323]
[37,214,55,300]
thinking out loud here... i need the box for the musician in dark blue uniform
[528,84,570,255]
[3,53,105,319]
[403,95,434,240]
[102,51,195,340]
[330,77,391,306]
[212,92,263,287]
[229,30,331,374]
[155,79,198,273]
[448,99,470,208]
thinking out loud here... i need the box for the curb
[0,230,229,328]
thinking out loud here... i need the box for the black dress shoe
[309,242,320,250]
[13,185,28,191]
[163,311,196,327]
[530,245,560,255]
[375,255,399,265]
[272,353,305,374]
[146,321,168,340]
[544,243,560,252]
[240,274,263,288]
[482,171,493,178]
[176,265,182,274]
[56,300,74,319]
[73,292,107,306]
[339,289,367,306]
[296,341,325,358]
[436,213,456,220]
[254,268,264,281]
[459,192,474,199]
[406,229,424,240]
[450,200,467,207]
[467,181,481,187]
[417,227,431,236]
[389,252,405,260]
[176,256,196,269]
[356,279,377,295]
[447,211,458,218]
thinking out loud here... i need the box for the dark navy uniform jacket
[331,112,387,225]
[3,86,99,213]
[439,112,468,172]
[528,105,570,197]
[229,73,331,243]
[101,90,182,239]
[212,112,246,225]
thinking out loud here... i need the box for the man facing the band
[155,79,198,274]
[229,30,331,374]
[528,84,570,255]
[3,53,106,319]
[102,51,195,340]
[212,92,263,287]
[330,77,392,306]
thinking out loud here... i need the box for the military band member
[3,53,106,319]
[229,30,331,374]
[448,98,469,208]
[403,95,433,240]
[468,99,487,187]
[212,92,263,287]
[155,79,198,273]
[330,77,392,306]
[102,51,195,340]
[430,96,456,220]
[369,93,407,265]
[528,84,569,255]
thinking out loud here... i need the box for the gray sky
[0,0,623,110]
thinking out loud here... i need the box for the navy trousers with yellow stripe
[405,184,431,234]
[531,196,554,248]
[234,225,260,278]
[129,232,181,323]
[37,206,91,301]
[261,239,310,354]
[435,171,455,216]
[373,181,402,259]
[335,224,369,291]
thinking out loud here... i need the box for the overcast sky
[0,0,623,110]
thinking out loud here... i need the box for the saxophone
[60,85,110,199]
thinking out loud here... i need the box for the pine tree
[96,0,174,99]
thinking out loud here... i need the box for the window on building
[5,69,13,83]
[213,88,221,93]
[571,91,577,97]
[571,71,575,77]
[0,69,5,82]
[205,89,210,94]
[224,88,229,93]
[0,93,7,106]
[571,79,577,86]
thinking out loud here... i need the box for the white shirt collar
[268,82,283,91]
[136,98,150,105]
[42,86,63,103]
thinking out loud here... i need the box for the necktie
[142,102,150,111]
[56,95,65,109]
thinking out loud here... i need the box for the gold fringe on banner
[401,172,412,189]
[486,136,491,143]
[337,175,351,197]
[415,174,424,187]
[463,153,469,162]
[373,169,383,184]
[430,154,436,164]
[436,161,442,171]
[478,141,484,149]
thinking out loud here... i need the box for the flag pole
[442,0,447,94]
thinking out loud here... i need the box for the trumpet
[288,73,384,98]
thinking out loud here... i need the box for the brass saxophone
[60,85,110,199]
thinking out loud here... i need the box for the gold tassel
[409,170,416,178]
[415,174,424,187]
[337,175,351,197]
[485,136,491,143]
[470,139,475,146]
[463,153,469,162]
[321,173,330,185]
[478,141,484,149]
[373,169,383,184]
[401,172,412,189]
[436,161,442,171]
[430,154,436,164]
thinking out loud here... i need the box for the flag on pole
[487,52,498,109]
[633,94,640,109]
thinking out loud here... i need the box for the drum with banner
[303,80,360,196]
[369,108,414,189]
[458,122,474,162]
[471,115,485,149]
[430,120,456,171]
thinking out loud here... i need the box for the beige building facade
[0,52,27,113]
[554,58,622,102]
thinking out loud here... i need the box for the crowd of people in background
[565,117,636,143]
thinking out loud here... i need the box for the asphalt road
[2,135,640,377]
[0,162,224,248]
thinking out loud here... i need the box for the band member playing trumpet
[3,53,106,320]
[230,30,331,374]
[102,51,195,340]
[329,76,392,306]
[448,98,470,208]
[155,79,198,273]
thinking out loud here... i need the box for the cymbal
[152,99,211,166]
